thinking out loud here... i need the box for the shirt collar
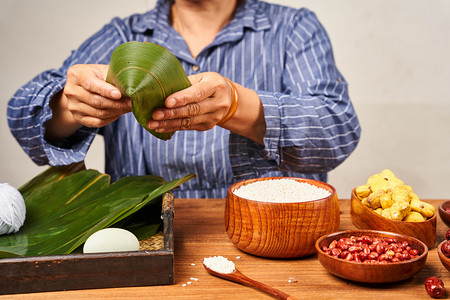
[131,0,271,34]
[234,0,272,32]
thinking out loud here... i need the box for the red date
[425,277,446,298]
[442,240,450,258]
[324,236,421,263]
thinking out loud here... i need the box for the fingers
[152,101,202,120]
[64,64,131,128]
[68,95,130,122]
[148,112,218,132]
[164,74,215,108]
[77,115,121,128]
[146,72,233,132]
[68,64,121,99]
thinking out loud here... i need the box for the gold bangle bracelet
[219,78,239,125]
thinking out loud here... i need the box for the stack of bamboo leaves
[0,162,194,258]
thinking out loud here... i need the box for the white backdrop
[1,0,450,199]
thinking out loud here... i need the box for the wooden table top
[2,198,449,299]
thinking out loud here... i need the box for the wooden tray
[0,193,175,295]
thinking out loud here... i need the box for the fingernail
[111,90,121,99]
[166,98,176,107]
[153,111,164,120]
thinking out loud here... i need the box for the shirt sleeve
[7,18,129,166]
[229,9,361,179]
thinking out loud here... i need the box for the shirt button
[192,65,199,71]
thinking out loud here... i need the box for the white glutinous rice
[233,179,331,203]
[203,256,235,274]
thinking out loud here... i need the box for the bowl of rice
[225,177,339,258]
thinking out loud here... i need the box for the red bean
[394,247,403,253]
[376,243,385,255]
[385,238,397,243]
[394,252,403,261]
[324,236,421,264]
[348,246,362,253]
[337,240,349,250]
[359,252,368,261]
[410,249,419,256]
[362,236,373,244]
[378,254,387,261]
[368,252,379,260]
[373,237,382,243]
[329,240,337,249]
[331,248,341,257]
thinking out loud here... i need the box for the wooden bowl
[350,189,436,249]
[438,201,450,227]
[315,230,428,283]
[225,177,339,258]
[437,240,450,272]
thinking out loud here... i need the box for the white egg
[83,228,140,253]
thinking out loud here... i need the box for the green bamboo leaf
[106,41,191,140]
[0,167,195,258]
[24,169,109,225]
[64,173,194,254]
[19,162,86,199]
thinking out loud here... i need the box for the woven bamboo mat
[139,231,164,251]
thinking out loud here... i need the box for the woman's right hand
[45,64,132,141]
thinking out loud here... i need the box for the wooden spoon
[203,263,298,300]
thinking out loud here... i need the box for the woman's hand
[147,71,266,144]
[147,72,233,132]
[45,64,132,140]
[62,64,131,128]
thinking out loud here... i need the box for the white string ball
[0,183,26,235]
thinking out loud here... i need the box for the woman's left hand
[146,72,233,132]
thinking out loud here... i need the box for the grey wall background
[1,0,450,199]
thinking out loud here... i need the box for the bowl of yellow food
[350,169,436,249]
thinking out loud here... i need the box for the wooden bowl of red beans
[315,230,428,283]
[437,229,450,272]
[438,200,450,228]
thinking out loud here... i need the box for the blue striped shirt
[7,0,361,198]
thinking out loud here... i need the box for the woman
[7,0,361,198]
